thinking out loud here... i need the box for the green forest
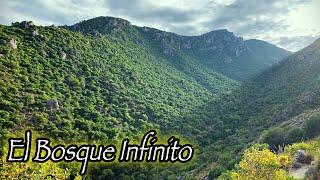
[0,17,320,179]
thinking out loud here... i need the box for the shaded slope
[179,37,320,175]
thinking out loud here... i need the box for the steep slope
[224,39,291,80]
[0,20,241,179]
[69,16,291,81]
[243,37,320,127]
[181,37,320,176]
[0,21,237,140]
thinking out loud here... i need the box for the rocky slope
[68,16,291,81]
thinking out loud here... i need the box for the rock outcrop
[60,51,67,60]
[292,150,313,169]
[12,21,35,29]
[32,30,38,37]
[46,99,59,110]
[9,39,17,49]
[69,16,131,34]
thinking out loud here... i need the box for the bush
[286,127,304,143]
[218,147,291,180]
[261,127,285,150]
[305,113,320,138]
[261,126,305,151]
[209,166,225,179]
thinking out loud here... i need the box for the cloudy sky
[0,0,319,51]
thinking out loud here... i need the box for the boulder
[92,30,102,38]
[46,99,59,110]
[200,176,208,180]
[292,162,303,169]
[9,39,17,49]
[134,39,144,45]
[59,51,67,60]
[20,21,35,29]
[0,53,4,58]
[32,30,38,37]
[294,150,313,165]
[41,50,48,57]
[305,166,317,178]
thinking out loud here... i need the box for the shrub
[261,127,285,150]
[218,147,291,180]
[286,127,304,143]
[305,113,320,138]
[209,166,225,179]
[261,126,305,151]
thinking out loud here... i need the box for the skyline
[0,0,319,51]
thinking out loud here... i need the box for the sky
[0,0,319,52]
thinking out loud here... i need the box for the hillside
[69,16,291,81]
[0,17,300,179]
[182,37,320,177]
[0,20,239,140]
[0,20,237,178]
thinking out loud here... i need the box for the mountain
[0,17,297,179]
[68,16,291,81]
[1,19,239,138]
[243,37,320,128]
[181,37,320,177]
[216,38,320,179]
[0,19,237,178]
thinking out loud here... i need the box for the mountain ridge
[66,16,291,81]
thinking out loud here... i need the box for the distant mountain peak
[203,29,231,35]
[65,16,291,80]
[69,16,131,34]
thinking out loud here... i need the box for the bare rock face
[303,94,315,104]
[60,51,67,60]
[18,21,35,29]
[41,50,48,57]
[135,39,144,45]
[51,24,58,29]
[142,27,150,32]
[46,99,59,110]
[32,29,38,37]
[9,39,17,49]
[163,47,175,56]
[92,30,102,38]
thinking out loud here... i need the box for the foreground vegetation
[219,139,320,180]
